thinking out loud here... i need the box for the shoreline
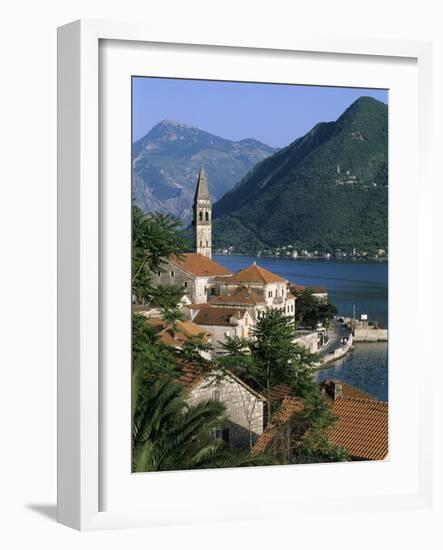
[214,252,388,263]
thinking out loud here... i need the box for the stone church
[155,168,296,323]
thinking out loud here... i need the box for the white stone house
[190,306,254,352]
[214,262,296,318]
[178,363,265,450]
[154,252,232,304]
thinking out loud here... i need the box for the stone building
[178,363,265,450]
[207,285,266,320]
[189,306,254,352]
[154,252,232,304]
[214,262,296,318]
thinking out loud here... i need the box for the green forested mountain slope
[212,97,388,254]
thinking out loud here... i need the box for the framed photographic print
[57,20,433,530]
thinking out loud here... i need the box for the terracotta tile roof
[226,263,287,285]
[170,253,232,277]
[267,384,293,400]
[186,303,211,310]
[252,389,388,461]
[193,307,248,327]
[252,397,304,454]
[177,362,206,391]
[327,397,388,460]
[208,286,265,306]
[146,317,210,347]
[268,381,376,403]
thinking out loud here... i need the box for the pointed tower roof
[193,167,210,202]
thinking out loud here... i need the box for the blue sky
[132,77,388,148]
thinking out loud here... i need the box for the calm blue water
[214,255,388,400]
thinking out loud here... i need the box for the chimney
[332,381,343,400]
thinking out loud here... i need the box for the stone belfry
[193,167,212,258]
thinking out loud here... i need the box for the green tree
[218,309,318,423]
[132,313,181,382]
[217,309,347,463]
[295,289,337,329]
[132,206,187,304]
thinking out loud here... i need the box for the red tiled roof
[146,317,210,347]
[327,397,388,460]
[170,253,232,277]
[252,397,304,454]
[267,384,293,400]
[226,263,287,284]
[268,381,376,403]
[193,307,248,327]
[209,286,265,307]
[252,390,388,460]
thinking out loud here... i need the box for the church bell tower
[193,167,212,258]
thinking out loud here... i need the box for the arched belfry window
[205,212,209,221]
[199,211,203,221]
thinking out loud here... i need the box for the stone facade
[186,373,265,450]
[294,330,319,353]
[193,309,254,352]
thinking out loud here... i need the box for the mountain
[132,120,276,224]
[212,97,388,255]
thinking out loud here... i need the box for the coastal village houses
[134,169,388,461]
[154,167,298,352]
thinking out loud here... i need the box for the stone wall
[187,375,264,451]
[154,262,209,303]
[294,331,319,353]
[353,328,388,342]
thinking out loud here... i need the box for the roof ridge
[335,396,387,406]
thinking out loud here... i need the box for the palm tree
[132,360,275,472]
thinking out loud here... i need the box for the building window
[212,428,222,440]
[245,317,248,326]
[275,289,278,297]
[199,211,203,221]
[184,281,188,288]
[212,388,221,402]
[222,428,230,443]
[170,270,175,277]
[200,240,203,248]
[206,241,209,247]
[205,212,209,221]
[281,288,284,296]
[211,287,216,295]
[268,291,272,298]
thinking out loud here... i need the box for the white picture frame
[57,19,433,531]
